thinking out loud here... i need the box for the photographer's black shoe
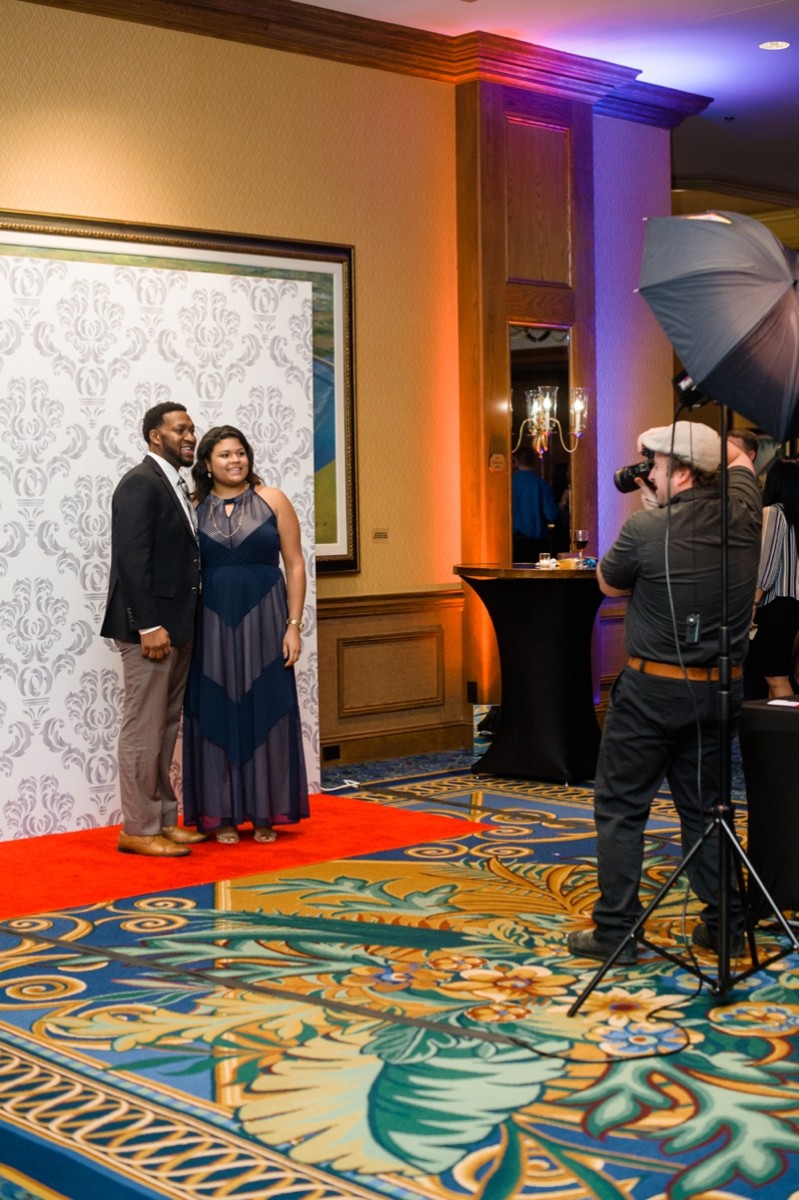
[691,922,744,957]
[567,928,637,966]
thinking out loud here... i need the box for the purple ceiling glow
[307,0,799,196]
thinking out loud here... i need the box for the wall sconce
[514,386,589,457]
[570,387,588,438]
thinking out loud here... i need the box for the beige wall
[592,113,675,556]
[2,0,461,598]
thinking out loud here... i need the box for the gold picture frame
[0,210,359,572]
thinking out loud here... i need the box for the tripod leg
[569,418,798,1015]
[718,817,799,950]
[717,817,733,992]
[567,808,793,1014]
[568,831,711,1018]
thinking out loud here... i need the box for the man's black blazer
[100,456,201,645]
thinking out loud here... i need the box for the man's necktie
[177,476,198,534]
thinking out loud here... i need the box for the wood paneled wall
[318,584,626,765]
[318,589,471,765]
[456,82,598,701]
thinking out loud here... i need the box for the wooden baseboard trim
[321,721,473,766]
[318,588,464,619]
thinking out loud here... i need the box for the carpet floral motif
[0,782,796,1200]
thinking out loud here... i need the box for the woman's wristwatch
[286,618,304,632]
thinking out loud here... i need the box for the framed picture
[0,210,359,572]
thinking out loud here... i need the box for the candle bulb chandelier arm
[512,386,589,457]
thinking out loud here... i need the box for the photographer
[568,421,761,965]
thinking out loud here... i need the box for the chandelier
[514,386,589,457]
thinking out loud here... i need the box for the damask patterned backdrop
[0,232,319,839]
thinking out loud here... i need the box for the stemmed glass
[573,528,589,560]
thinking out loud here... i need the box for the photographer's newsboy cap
[638,421,721,473]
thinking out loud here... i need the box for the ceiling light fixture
[759,40,790,50]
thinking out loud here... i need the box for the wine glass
[573,528,589,560]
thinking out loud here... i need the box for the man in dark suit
[101,402,206,857]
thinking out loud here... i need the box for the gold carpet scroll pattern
[0,1165,70,1200]
[6,862,797,1200]
[0,1036,380,1200]
[1,778,797,1200]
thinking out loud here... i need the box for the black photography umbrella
[638,211,799,441]
[569,209,799,1017]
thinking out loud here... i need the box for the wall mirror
[509,323,571,555]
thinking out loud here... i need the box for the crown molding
[445,32,637,101]
[595,80,711,129]
[18,0,462,75]
[21,0,707,127]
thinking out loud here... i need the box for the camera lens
[614,460,653,494]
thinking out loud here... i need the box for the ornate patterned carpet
[1,763,797,1200]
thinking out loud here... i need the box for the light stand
[568,401,799,1018]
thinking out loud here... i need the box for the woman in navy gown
[182,425,309,843]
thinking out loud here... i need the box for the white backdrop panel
[0,241,318,838]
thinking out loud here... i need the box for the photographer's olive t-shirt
[600,467,762,666]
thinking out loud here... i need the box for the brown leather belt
[627,655,743,683]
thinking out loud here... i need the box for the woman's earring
[207,471,212,479]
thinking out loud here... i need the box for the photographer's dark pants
[592,666,744,940]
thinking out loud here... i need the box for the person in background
[482,445,559,736]
[101,402,206,857]
[511,444,559,562]
[728,428,759,466]
[751,458,799,698]
[567,421,761,965]
[551,461,571,555]
[182,425,309,844]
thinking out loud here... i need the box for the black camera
[613,449,655,494]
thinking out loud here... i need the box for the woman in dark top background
[752,458,799,698]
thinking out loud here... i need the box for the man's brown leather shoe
[117,832,190,857]
[161,825,208,845]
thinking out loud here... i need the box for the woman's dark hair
[762,457,799,536]
[191,425,264,502]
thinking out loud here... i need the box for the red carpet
[0,795,488,920]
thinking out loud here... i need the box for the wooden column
[456,80,598,701]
